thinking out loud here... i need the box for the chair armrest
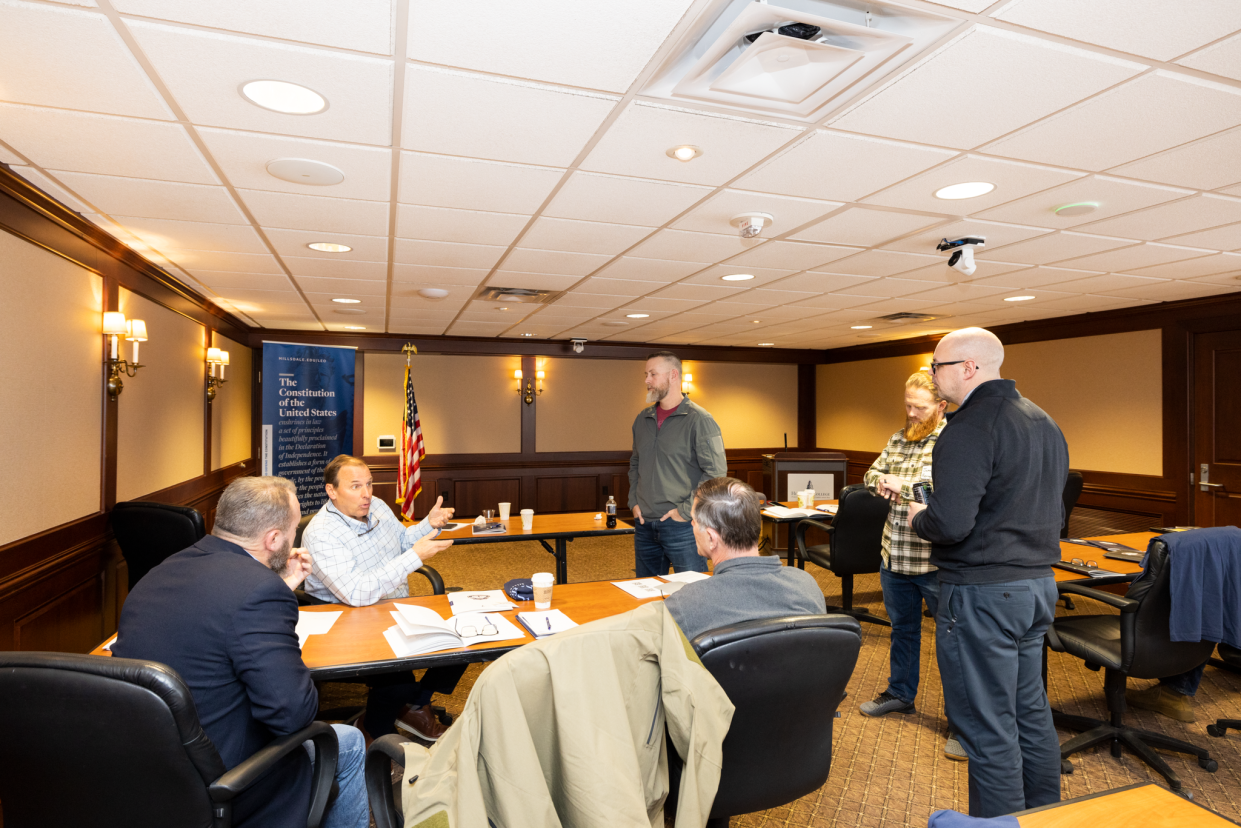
[793,519,832,566]
[210,721,337,828]
[1056,582,1139,613]
[413,565,444,595]
[366,734,409,828]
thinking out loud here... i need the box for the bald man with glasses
[906,327,1069,818]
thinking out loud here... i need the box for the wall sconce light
[206,347,230,402]
[682,372,693,397]
[515,369,544,405]
[103,312,147,399]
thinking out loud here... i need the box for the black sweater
[912,379,1069,585]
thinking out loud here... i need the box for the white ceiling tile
[551,293,632,309]
[1189,270,1241,287]
[398,152,563,213]
[247,317,323,331]
[895,258,1032,284]
[237,189,389,236]
[395,205,529,246]
[112,0,394,54]
[735,130,954,203]
[50,171,245,224]
[402,66,617,166]
[543,172,710,226]
[407,0,697,93]
[766,271,879,293]
[263,229,387,262]
[0,104,216,183]
[283,256,386,279]
[1035,273,1167,295]
[725,241,860,271]
[1093,279,1241,302]
[127,21,393,144]
[969,265,1101,289]
[993,0,1241,61]
[0,1,171,118]
[591,257,706,282]
[1123,252,1241,279]
[794,292,895,310]
[906,282,1014,303]
[393,239,504,269]
[629,230,761,263]
[863,155,1083,215]
[112,215,266,253]
[190,270,294,291]
[1176,32,1241,82]
[1109,126,1241,191]
[175,250,282,274]
[391,265,488,286]
[985,72,1241,171]
[984,231,1135,265]
[487,271,580,291]
[680,264,800,288]
[573,278,660,297]
[500,248,611,276]
[791,207,946,247]
[9,166,91,213]
[197,128,392,201]
[1057,242,1214,272]
[447,321,514,336]
[1162,222,1241,252]
[671,189,841,235]
[518,217,654,255]
[884,219,1050,254]
[819,250,943,278]
[0,141,22,164]
[299,279,387,298]
[831,26,1143,149]
[649,284,749,302]
[976,175,1191,229]
[1077,194,1241,240]
[832,276,948,297]
[580,102,801,186]
[961,287,1078,306]
[625,298,710,314]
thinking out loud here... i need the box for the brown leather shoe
[395,704,447,741]
[1127,684,1196,723]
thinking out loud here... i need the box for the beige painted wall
[0,231,103,545]
[210,332,252,470]
[364,353,521,455]
[536,357,647,452]
[817,330,1162,475]
[116,289,206,500]
[685,361,799,449]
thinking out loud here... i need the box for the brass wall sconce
[103,312,148,400]
[206,347,230,402]
[681,372,693,397]
[515,369,544,405]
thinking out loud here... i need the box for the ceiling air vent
[476,287,557,304]
[875,312,943,323]
[644,0,961,121]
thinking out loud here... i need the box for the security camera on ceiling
[731,212,774,239]
[570,339,587,354]
[936,237,986,277]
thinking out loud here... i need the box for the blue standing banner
[261,342,356,512]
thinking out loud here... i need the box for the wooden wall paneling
[535,475,599,514]
[102,277,119,511]
[454,479,521,517]
[14,574,103,653]
[0,533,109,653]
[797,364,816,450]
[353,353,366,458]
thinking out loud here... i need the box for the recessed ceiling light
[520,332,534,337]
[758,342,775,347]
[626,313,650,318]
[751,319,761,323]
[418,288,448,299]
[666,145,703,162]
[721,273,755,281]
[1053,202,1100,217]
[268,158,345,186]
[1005,295,1036,302]
[332,298,362,304]
[934,182,996,200]
[309,242,351,253]
[343,325,366,330]
[851,325,873,329]
[497,307,510,311]
[240,80,328,115]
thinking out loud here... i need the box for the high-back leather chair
[1061,471,1084,538]
[793,483,890,626]
[293,513,314,547]
[111,501,206,590]
[1046,537,1218,791]
[0,652,337,828]
[690,615,862,826]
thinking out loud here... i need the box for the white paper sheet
[658,571,710,584]
[447,589,517,615]
[612,578,667,599]
[296,610,342,649]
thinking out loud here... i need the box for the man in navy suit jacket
[114,476,367,828]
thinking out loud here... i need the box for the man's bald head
[932,327,1004,405]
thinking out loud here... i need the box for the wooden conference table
[429,511,634,584]
[1014,782,1232,827]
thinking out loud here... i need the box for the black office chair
[110,500,206,590]
[1046,537,1218,791]
[294,513,314,547]
[690,615,862,826]
[1207,643,1241,739]
[793,483,890,626]
[1061,471,1084,539]
[0,652,337,828]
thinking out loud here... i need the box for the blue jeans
[304,724,368,828]
[937,577,1061,818]
[880,564,940,704]
[634,517,705,577]
[1161,662,1208,696]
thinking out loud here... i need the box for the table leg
[556,539,568,584]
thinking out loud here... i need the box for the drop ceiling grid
[3,1,1241,344]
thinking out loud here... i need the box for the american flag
[397,361,425,521]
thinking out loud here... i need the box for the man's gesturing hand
[281,548,313,590]
[876,474,904,502]
[633,505,644,525]
[426,495,455,529]
[412,535,454,563]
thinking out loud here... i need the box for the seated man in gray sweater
[665,476,826,640]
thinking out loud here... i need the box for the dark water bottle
[606,496,617,528]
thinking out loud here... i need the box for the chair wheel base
[1208,724,1225,738]
[1061,758,1074,775]
[1200,758,1218,772]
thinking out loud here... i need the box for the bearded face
[645,376,671,404]
[267,532,293,576]
[904,385,944,442]
[904,413,940,442]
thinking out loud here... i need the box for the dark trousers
[634,518,706,577]
[937,577,1061,817]
[879,563,940,704]
[363,664,467,736]
[1160,661,1208,696]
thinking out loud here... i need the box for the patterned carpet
[321,508,1241,825]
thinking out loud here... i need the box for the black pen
[546,617,551,631]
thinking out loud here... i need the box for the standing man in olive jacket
[907,327,1069,818]
[629,351,727,577]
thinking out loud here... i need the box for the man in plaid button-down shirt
[858,372,949,730]
[303,455,465,743]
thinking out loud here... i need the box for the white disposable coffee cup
[532,571,554,609]
[520,508,534,530]
[498,502,511,521]
[797,490,812,508]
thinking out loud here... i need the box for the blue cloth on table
[503,578,534,602]
[1147,526,1241,648]
[928,810,1019,828]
